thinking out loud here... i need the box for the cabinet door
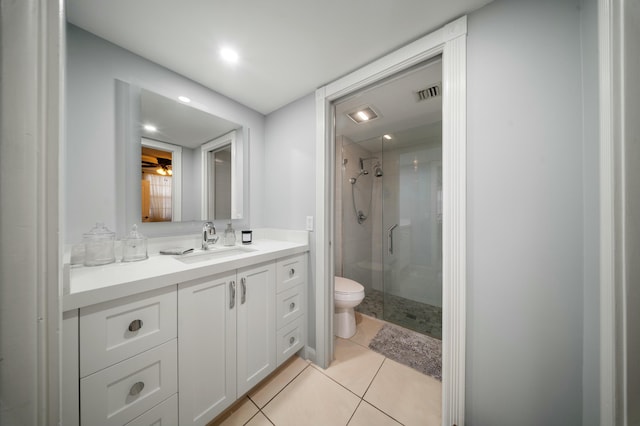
[178,273,237,426]
[236,261,276,395]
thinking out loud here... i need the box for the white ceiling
[335,58,442,151]
[66,0,492,115]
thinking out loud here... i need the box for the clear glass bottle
[223,222,236,246]
[83,222,116,266]
[122,224,148,262]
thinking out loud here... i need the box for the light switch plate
[306,216,314,231]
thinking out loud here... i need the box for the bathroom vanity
[61,231,308,426]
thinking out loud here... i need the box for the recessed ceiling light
[347,106,379,124]
[178,96,191,103]
[220,47,239,64]
[383,134,392,140]
[143,124,157,132]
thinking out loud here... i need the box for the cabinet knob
[128,319,143,332]
[129,381,145,396]
[289,302,295,311]
[289,268,295,277]
[289,336,295,346]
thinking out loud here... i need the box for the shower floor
[357,288,442,339]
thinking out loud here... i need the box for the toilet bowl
[334,276,365,338]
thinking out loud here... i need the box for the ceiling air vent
[416,83,441,101]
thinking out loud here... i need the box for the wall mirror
[117,81,247,235]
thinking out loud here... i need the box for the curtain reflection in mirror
[141,145,174,222]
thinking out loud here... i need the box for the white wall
[263,93,317,344]
[260,0,601,421]
[66,25,266,242]
[466,0,585,423]
[623,0,640,421]
[579,0,600,423]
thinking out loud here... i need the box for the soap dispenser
[223,222,236,246]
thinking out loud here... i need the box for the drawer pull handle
[241,277,247,304]
[289,268,295,277]
[289,302,295,311]
[128,319,143,332]
[129,381,145,396]
[230,281,236,309]
[289,336,295,346]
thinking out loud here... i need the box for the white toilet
[334,276,365,338]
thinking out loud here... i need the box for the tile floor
[211,315,441,426]
[357,289,442,339]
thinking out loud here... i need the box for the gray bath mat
[368,323,442,381]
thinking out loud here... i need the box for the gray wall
[579,0,600,423]
[66,25,266,242]
[263,2,599,422]
[466,0,585,423]
[624,0,640,422]
[263,93,317,345]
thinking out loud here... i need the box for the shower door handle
[387,224,398,254]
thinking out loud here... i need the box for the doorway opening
[334,59,443,339]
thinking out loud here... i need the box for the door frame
[314,16,467,425]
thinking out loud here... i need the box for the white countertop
[63,233,308,311]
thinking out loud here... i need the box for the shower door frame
[315,15,467,425]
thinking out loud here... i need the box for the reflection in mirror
[141,138,182,222]
[201,131,235,220]
[138,88,243,223]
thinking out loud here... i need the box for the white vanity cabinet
[67,286,179,426]
[62,240,308,426]
[275,253,307,365]
[178,261,276,426]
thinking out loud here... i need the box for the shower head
[374,166,383,177]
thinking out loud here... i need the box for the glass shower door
[382,141,442,338]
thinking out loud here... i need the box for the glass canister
[122,224,148,262]
[83,222,116,266]
[223,223,236,246]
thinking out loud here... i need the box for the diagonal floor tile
[212,397,259,426]
[348,401,402,426]
[249,355,309,408]
[364,358,441,426]
[349,314,384,348]
[262,366,360,426]
[245,412,274,426]
[314,338,384,397]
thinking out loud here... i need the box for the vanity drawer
[276,317,305,366]
[276,284,304,329]
[124,394,177,426]
[80,339,177,426]
[276,254,306,292]
[79,286,177,377]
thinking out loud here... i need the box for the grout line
[248,362,311,410]
[345,398,364,426]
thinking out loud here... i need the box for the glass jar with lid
[122,224,148,262]
[83,222,116,266]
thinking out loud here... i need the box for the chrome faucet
[202,222,219,250]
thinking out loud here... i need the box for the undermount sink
[176,246,257,264]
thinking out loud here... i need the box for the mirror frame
[115,79,250,237]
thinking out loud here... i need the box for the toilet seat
[334,276,365,300]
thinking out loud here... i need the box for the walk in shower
[334,60,443,339]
